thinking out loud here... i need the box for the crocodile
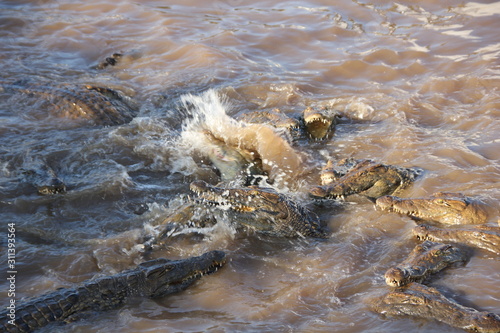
[1,80,137,126]
[319,160,343,186]
[302,106,339,140]
[93,51,142,70]
[142,202,219,252]
[94,52,124,69]
[0,251,226,333]
[21,159,66,195]
[239,106,339,141]
[384,240,468,287]
[309,159,422,201]
[372,282,500,333]
[318,158,365,186]
[190,180,328,238]
[376,192,489,225]
[413,224,500,255]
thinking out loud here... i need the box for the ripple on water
[0,0,499,332]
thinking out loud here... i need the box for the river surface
[1,0,499,332]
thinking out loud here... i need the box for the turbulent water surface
[1,0,499,332]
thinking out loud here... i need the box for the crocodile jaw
[384,267,410,287]
[376,193,487,225]
[302,107,335,140]
[146,250,226,298]
[190,180,262,213]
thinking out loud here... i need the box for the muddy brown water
[1,1,499,332]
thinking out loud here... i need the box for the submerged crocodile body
[0,251,226,333]
[373,282,500,333]
[190,180,328,238]
[413,224,500,255]
[310,159,422,201]
[94,52,124,69]
[376,192,489,225]
[384,240,467,287]
[93,51,141,70]
[1,80,137,126]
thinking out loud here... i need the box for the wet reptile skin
[1,81,137,126]
[0,251,226,333]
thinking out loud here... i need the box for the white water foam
[174,89,309,191]
[179,89,240,135]
[162,89,244,180]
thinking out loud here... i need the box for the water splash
[180,89,240,134]
[175,89,309,190]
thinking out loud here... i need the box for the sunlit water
[0,1,499,332]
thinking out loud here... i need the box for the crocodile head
[376,192,488,225]
[190,180,327,238]
[310,159,421,201]
[384,241,467,287]
[302,107,337,140]
[21,160,66,195]
[384,267,410,287]
[373,282,500,332]
[412,224,500,255]
[141,250,226,298]
[412,224,436,242]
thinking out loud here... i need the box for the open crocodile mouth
[304,115,331,125]
[414,233,432,241]
[308,185,349,200]
[412,225,434,242]
[303,116,332,140]
[190,181,257,213]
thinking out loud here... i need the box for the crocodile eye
[432,250,441,256]
[249,190,259,196]
[481,313,497,320]
[402,295,424,304]
[441,245,453,252]
[433,198,450,206]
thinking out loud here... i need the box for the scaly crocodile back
[1,80,137,126]
[0,269,141,332]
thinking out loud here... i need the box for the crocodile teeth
[195,197,254,213]
[304,118,330,124]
